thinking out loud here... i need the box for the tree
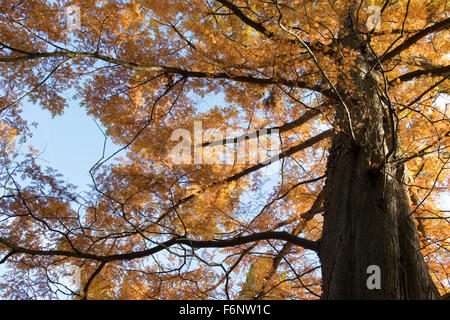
[0,0,448,300]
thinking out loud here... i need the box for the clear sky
[20,96,119,193]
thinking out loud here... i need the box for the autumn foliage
[0,0,448,299]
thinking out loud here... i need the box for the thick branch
[0,48,331,97]
[81,262,106,300]
[381,18,450,63]
[157,129,333,223]
[214,0,333,57]
[216,0,273,38]
[216,129,333,185]
[0,231,318,264]
[200,108,321,147]
[389,65,450,85]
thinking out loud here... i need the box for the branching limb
[157,129,333,223]
[0,231,319,265]
[0,46,332,97]
[199,108,321,148]
[381,18,450,63]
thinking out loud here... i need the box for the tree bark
[319,136,439,299]
[318,15,439,300]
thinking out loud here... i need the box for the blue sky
[20,96,122,193]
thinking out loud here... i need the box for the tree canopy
[0,0,448,299]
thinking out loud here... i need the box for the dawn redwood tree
[0,0,448,299]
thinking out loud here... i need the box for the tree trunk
[318,15,439,299]
[319,135,439,299]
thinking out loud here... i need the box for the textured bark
[318,15,439,299]
[319,138,439,299]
